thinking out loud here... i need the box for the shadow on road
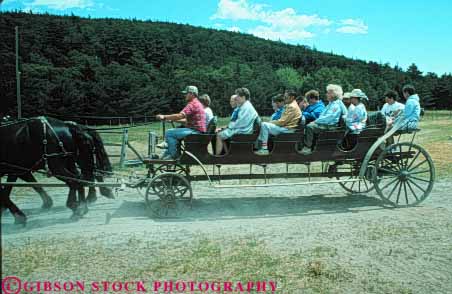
[112,193,389,222]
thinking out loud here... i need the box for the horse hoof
[14,214,27,225]
[76,205,89,216]
[66,201,78,210]
[70,213,81,221]
[86,196,98,204]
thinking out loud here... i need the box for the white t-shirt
[204,107,213,126]
[381,102,405,118]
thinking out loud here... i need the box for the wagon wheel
[373,142,435,207]
[145,172,193,218]
[334,163,375,194]
[337,176,374,194]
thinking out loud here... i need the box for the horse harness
[0,117,74,177]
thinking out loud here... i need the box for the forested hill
[1,12,451,118]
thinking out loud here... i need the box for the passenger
[342,92,352,109]
[381,90,405,128]
[301,84,347,155]
[156,85,206,160]
[401,84,421,130]
[216,95,239,132]
[255,91,301,155]
[298,96,308,112]
[271,95,285,121]
[199,94,214,127]
[302,90,325,125]
[215,88,258,155]
[346,89,368,134]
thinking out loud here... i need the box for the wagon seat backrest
[182,116,217,156]
[366,111,386,129]
[206,116,218,134]
[253,116,262,134]
[314,106,347,151]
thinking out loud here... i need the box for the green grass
[2,236,413,293]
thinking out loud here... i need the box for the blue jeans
[258,122,293,144]
[163,128,200,158]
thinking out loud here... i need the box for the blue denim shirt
[303,101,325,123]
[315,99,347,126]
[403,94,421,129]
[271,106,285,121]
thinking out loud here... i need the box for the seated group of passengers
[156,84,421,160]
[381,85,421,130]
[156,86,258,159]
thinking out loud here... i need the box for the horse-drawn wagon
[141,112,435,217]
[0,111,435,223]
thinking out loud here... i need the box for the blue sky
[1,0,451,75]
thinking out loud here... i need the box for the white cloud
[249,25,313,41]
[336,18,368,34]
[211,0,331,41]
[228,26,241,32]
[211,0,264,20]
[25,0,94,10]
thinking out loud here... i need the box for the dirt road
[2,179,452,293]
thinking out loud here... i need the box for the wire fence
[48,114,159,127]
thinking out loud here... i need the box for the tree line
[1,12,451,119]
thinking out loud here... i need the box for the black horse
[0,116,112,224]
[1,118,114,208]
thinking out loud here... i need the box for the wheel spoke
[395,180,403,204]
[406,180,419,201]
[407,150,421,170]
[403,181,409,205]
[378,177,399,192]
[405,143,414,168]
[407,178,426,194]
[409,169,430,175]
[363,180,369,191]
[409,159,428,172]
[387,180,401,201]
[408,175,431,183]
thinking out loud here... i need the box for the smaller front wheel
[145,172,193,218]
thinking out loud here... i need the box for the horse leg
[86,186,97,203]
[66,184,78,211]
[83,165,97,204]
[77,185,88,216]
[21,173,53,209]
[1,178,27,225]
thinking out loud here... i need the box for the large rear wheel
[373,142,435,207]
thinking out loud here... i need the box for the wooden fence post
[119,128,128,168]
[148,131,158,156]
